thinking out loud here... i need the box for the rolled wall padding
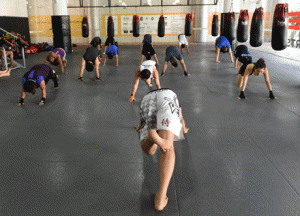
[51,15,72,53]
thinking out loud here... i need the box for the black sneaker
[77,77,83,81]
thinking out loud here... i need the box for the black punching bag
[185,13,192,36]
[212,15,219,37]
[133,15,140,37]
[82,16,89,38]
[107,16,114,37]
[271,4,289,51]
[250,7,264,47]
[51,15,72,53]
[223,12,236,42]
[158,15,165,37]
[237,10,249,42]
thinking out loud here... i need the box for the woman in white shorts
[178,34,190,54]
[135,88,189,211]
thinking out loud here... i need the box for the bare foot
[183,127,189,134]
[54,87,59,89]
[10,64,17,68]
[154,194,168,211]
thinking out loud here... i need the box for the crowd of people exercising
[0,33,277,211]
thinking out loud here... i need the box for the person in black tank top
[16,64,59,106]
[77,37,103,82]
[237,58,277,100]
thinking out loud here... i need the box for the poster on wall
[120,14,186,36]
[121,16,133,34]
[104,15,118,36]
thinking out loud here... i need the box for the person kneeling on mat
[161,46,189,77]
[215,36,234,63]
[234,44,252,69]
[128,60,161,102]
[178,34,190,54]
[77,38,103,81]
[140,42,159,66]
[16,64,59,106]
[103,44,119,67]
[237,58,277,100]
[103,36,117,54]
[45,48,67,74]
[135,88,189,211]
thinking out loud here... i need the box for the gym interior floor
[1,42,300,215]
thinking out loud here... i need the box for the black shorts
[142,45,155,56]
[238,63,251,76]
[105,37,115,46]
[83,56,101,65]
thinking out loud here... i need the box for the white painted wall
[0,0,28,17]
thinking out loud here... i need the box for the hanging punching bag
[158,15,165,37]
[237,10,249,42]
[82,16,89,38]
[185,13,192,36]
[212,15,219,37]
[107,16,114,37]
[250,7,264,47]
[133,15,140,37]
[271,4,289,51]
[223,12,236,43]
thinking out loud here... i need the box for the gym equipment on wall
[133,15,140,37]
[185,13,192,36]
[158,15,165,37]
[82,16,89,38]
[107,16,114,37]
[212,15,219,37]
[250,4,264,47]
[237,9,249,42]
[271,3,289,51]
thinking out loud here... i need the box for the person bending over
[234,44,252,69]
[141,34,152,50]
[45,48,67,74]
[103,44,119,67]
[128,60,161,102]
[237,58,277,100]
[135,88,189,211]
[161,46,189,77]
[77,38,103,81]
[16,64,59,106]
[178,34,190,54]
[215,36,234,63]
[140,42,159,66]
[103,36,117,54]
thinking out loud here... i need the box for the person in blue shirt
[16,64,59,106]
[103,44,119,66]
[215,36,234,63]
[161,46,189,77]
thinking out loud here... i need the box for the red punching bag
[250,7,264,47]
[212,15,219,37]
[223,12,236,42]
[237,10,249,42]
[185,13,192,36]
[82,16,89,38]
[272,4,289,51]
[107,16,114,37]
[158,15,165,37]
[133,15,140,37]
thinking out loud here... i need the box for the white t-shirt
[178,35,188,45]
[140,60,156,79]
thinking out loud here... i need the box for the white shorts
[139,89,184,142]
[179,36,188,46]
